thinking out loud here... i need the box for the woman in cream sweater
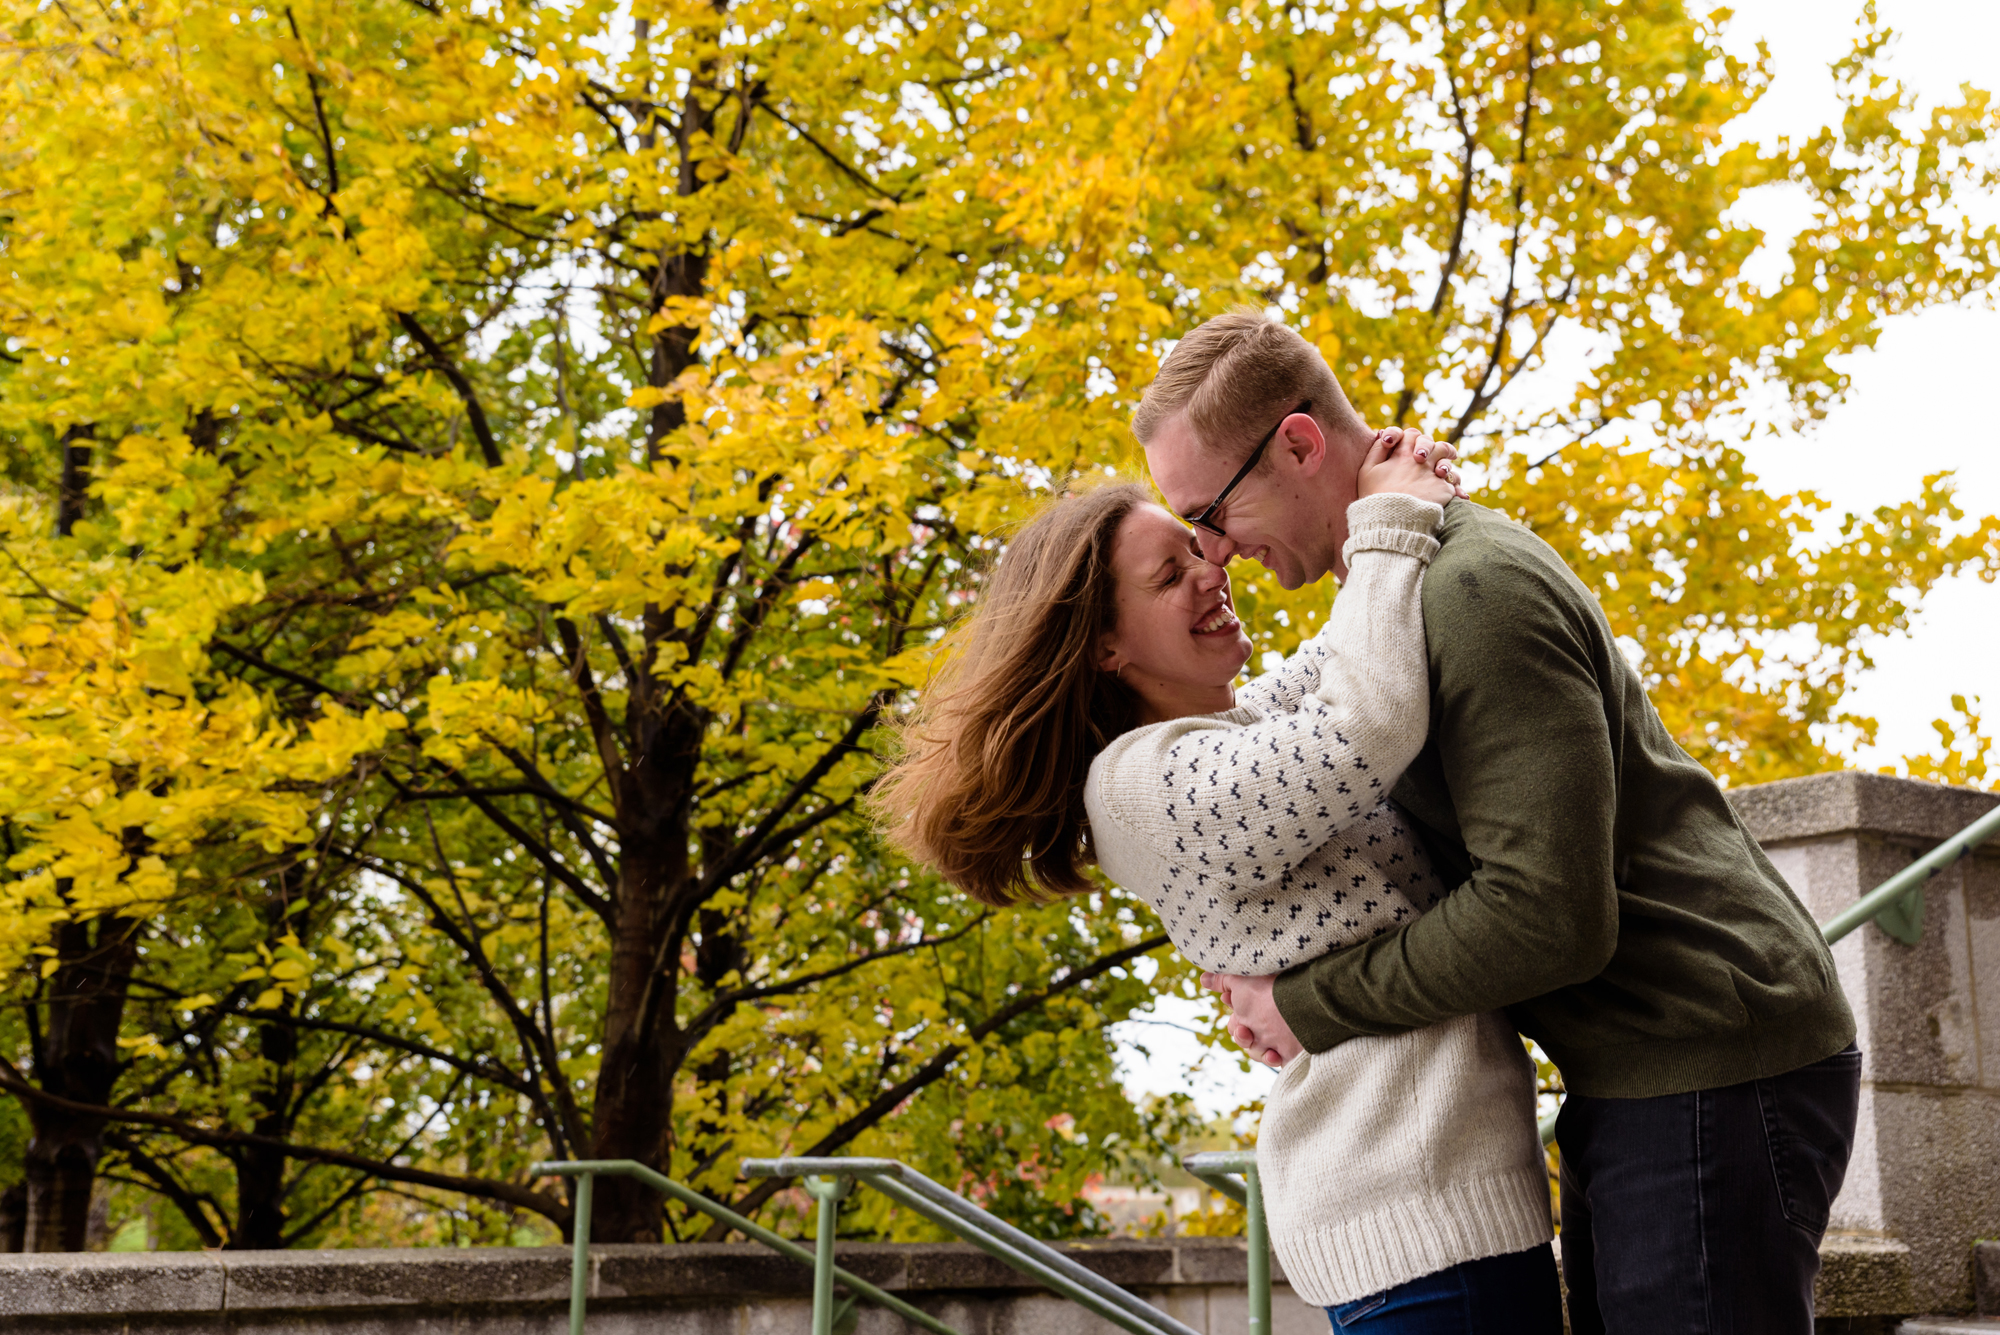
[874,430,1558,1332]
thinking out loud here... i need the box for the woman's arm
[1092,495,1441,885]
[1235,493,1446,717]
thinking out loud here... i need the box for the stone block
[1045,1240,1178,1288]
[0,1250,225,1317]
[1968,861,2000,1099]
[222,1314,549,1335]
[991,1289,1172,1335]
[899,1242,1040,1291]
[218,1245,573,1312]
[1865,1089,2000,1313]
[586,1312,742,1335]
[1169,1238,1251,1285]
[742,1296,820,1335]
[1756,818,1992,1090]
[1979,1242,2000,1317]
[1816,1235,1917,1320]
[1146,1284,1210,1332]
[1729,772,1998,846]
[594,1241,814,1297]
[1201,1281,1324,1335]
[1270,1285,1326,1335]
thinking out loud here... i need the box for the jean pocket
[1757,1045,1862,1237]
[1330,1292,1388,1326]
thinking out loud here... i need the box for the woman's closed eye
[1157,555,1205,590]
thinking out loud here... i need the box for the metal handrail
[1818,802,2000,944]
[530,1159,959,1335]
[1536,798,2000,1144]
[1180,1150,1271,1335]
[742,1156,1204,1335]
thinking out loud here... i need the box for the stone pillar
[1730,772,2000,1318]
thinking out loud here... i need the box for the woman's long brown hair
[873,482,1149,906]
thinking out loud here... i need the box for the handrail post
[1180,1151,1271,1331]
[1243,1159,1269,1335]
[804,1174,853,1335]
[567,1171,593,1335]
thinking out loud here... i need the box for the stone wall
[1731,772,2000,1318]
[0,1238,1319,1335]
[4,1237,1993,1335]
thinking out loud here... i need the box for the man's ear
[1275,411,1327,479]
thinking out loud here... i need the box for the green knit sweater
[1271,502,1855,1098]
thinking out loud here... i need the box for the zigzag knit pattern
[1087,494,1444,977]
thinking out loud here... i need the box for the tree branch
[396,312,503,467]
[212,639,372,708]
[754,100,900,202]
[407,763,615,924]
[1449,9,1541,443]
[326,839,586,1161]
[243,1011,536,1099]
[717,530,819,682]
[102,1132,227,1247]
[483,733,622,887]
[551,617,629,815]
[703,932,1170,1233]
[0,1060,567,1222]
[283,8,341,212]
[683,912,993,1037]
[700,692,888,895]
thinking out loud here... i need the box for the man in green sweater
[1135,309,1860,1334]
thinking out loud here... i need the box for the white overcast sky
[1116,0,2000,1116]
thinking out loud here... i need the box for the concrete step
[1898,1321,2000,1334]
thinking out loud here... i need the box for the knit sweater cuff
[1343,494,1444,571]
[1273,965,1364,1053]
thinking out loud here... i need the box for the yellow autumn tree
[1,0,1994,1250]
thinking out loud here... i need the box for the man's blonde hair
[1130,307,1365,463]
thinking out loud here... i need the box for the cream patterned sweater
[1084,494,1550,1306]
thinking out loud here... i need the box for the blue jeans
[1325,1243,1563,1333]
[1555,1043,1862,1335]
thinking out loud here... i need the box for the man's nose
[1194,529,1237,567]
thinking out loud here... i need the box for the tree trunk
[20,434,122,1253]
[232,1007,297,1248]
[56,424,92,537]
[586,690,705,1242]
[23,914,138,1251]
[585,834,683,1243]
[0,1182,26,1252]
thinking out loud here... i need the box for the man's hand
[1200,971,1305,1068]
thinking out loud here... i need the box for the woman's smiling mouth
[1192,602,1240,635]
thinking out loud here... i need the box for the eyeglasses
[1179,399,1312,538]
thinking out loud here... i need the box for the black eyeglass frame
[1179,399,1313,538]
